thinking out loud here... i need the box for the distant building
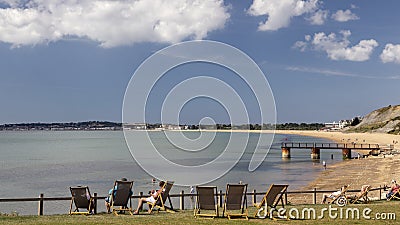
[324,120,350,130]
[123,123,147,130]
[162,124,182,130]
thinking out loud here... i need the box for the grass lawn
[1,201,398,225]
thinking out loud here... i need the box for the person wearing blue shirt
[105,178,133,213]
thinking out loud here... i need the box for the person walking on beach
[322,161,326,170]
[133,181,165,214]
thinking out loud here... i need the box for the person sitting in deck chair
[347,185,371,203]
[133,181,165,214]
[105,178,133,213]
[386,180,400,200]
[321,185,348,204]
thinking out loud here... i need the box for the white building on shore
[324,120,350,130]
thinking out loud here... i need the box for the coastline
[196,129,400,201]
[4,129,399,201]
[271,130,400,203]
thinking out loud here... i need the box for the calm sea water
[0,131,342,215]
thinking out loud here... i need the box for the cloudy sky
[0,0,399,124]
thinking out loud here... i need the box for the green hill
[347,105,400,134]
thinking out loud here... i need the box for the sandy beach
[201,129,400,196]
[271,130,400,203]
[210,129,400,202]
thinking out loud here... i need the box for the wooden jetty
[281,142,381,159]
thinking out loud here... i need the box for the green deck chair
[69,186,94,215]
[109,180,134,215]
[222,183,248,220]
[194,186,219,218]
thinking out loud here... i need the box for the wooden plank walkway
[281,142,380,150]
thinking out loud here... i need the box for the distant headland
[2,104,399,133]
[0,121,324,131]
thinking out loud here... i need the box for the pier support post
[311,148,320,159]
[371,149,380,156]
[342,148,351,159]
[282,147,291,158]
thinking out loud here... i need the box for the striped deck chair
[110,180,134,215]
[388,187,400,201]
[194,186,219,218]
[349,185,371,204]
[321,185,349,206]
[69,186,94,215]
[222,183,248,220]
[254,184,288,219]
[147,181,175,213]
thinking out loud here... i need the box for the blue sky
[0,0,399,124]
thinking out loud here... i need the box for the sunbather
[386,180,400,200]
[133,181,165,214]
[105,178,132,213]
[347,185,370,203]
[321,185,347,204]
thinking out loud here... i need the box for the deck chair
[328,185,349,207]
[222,183,248,220]
[348,185,371,204]
[254,184,288,219]
[69,186,94,215]
[388,187,400,201]
[147,181,175,213]
[109,180,133,215]
[194,186,219,218]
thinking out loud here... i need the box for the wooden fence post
[38,193,44,216]
[285,190,288,205]
[219,190,223,207]
[313,188,317,205]
[93,192,97,214]
[139,192,143,211]
[180,190,185,210]
[253,189,257,205]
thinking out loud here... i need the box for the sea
[0,130,343,215]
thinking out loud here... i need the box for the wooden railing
[281,142,381,150]
[0,187,386,216]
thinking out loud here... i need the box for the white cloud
[331,9,359,22]
[307,9,328,25]
[350,4,358,9]
[380,43,400,64]
[286,66,400,80]
[293,41,307,51]
[294,30,378,61]
[0,0,230,48]
[247,0,320,31]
